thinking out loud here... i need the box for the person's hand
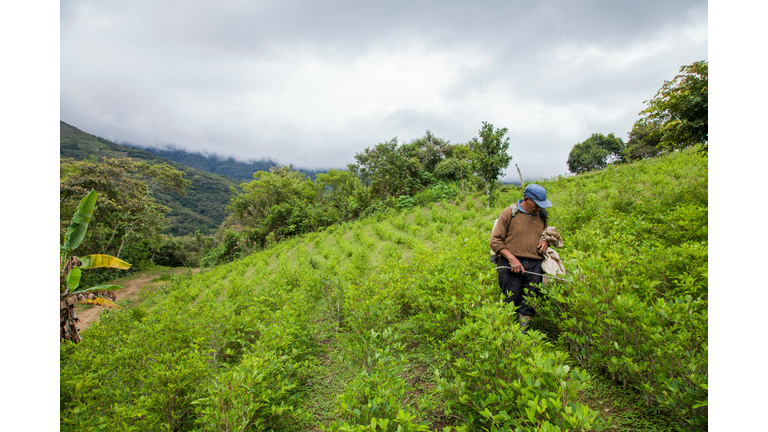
[537,240,548,255]
[508,255,524,273]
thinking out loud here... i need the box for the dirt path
[76,268,203,331]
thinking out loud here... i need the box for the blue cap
[524,184,552,208]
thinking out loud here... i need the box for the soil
[76,268,203,331]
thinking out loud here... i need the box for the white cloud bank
[61,0,708,180]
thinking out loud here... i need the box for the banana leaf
[78,297,120,309]
[78,254,131,270]
[68,284,124,296]
[63,190,98,251]
[66,268,81,291]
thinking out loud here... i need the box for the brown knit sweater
[490,206,547,260]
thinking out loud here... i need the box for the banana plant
[61,190,131,343]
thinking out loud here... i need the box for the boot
[519,314,533,334]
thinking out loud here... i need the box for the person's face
[524,196,541,215]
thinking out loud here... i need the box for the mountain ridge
[60,120,240,236]
[127,144,334,181]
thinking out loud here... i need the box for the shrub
[193,350,308,431]
[327,344,428,432]
[437,302,605,431]
[412,182,460,208]
[522,148,709,430]
[200,229,243,267]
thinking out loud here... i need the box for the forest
[126,145,329,181]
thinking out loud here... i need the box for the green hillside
[60,121,241,235]
[60,149,707,431]
[130,145,331,181]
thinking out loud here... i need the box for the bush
[437,302,605,432]
[412,182,460,207]
[522,148,708,429]
[193,350,308,431]
[200,230,244,267]
[153,236,197,267]
[537,282,708,428]
[327,341,428,432]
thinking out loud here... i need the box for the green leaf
[78,254,131,270]
[67,268,81,291]
[68,284,124,296]
[63,190,98,251]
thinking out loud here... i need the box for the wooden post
[516,164,524,189]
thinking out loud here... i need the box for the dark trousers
[496,256,543,316]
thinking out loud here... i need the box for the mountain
[60,121,241,236]
[128,144,332,181]
[127,145,279,181]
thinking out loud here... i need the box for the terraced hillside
[60,148,707,431]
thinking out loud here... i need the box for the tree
[348,138,424,201]
[60,158,190,263]
[639,60,708,150]
[400,130,452,174]
[624,119,663,161]
[348,131,466,203]
[228,165,320,244]
[434,143,475,195]
[567,133,625,174]
[468,121,512,209]
[61,191,131,343]
[314,169,370,222]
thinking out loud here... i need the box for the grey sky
[60,0,707,181]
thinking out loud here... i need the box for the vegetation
[535,149,708,428]
[60,190,131,343]
[60,123,511,269]
[61,147,707,431]
[130,145,331,181]
[569,60,708,171]
[221,129,486,259]
[566,133,625,174]
[228,165,328,246]
[348,130,466,202]
[60,157,189,283]
[622,120,662,162]
[637,61,708,151]
[468,122,512,209]
[61,121,241,236]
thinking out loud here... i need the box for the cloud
[61,0,708,180]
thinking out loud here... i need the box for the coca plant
[60,190,131,343]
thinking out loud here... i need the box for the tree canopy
[314,169,369,222]
[348,137,424,201]
[228,165,321,244]
[60,157,189,261]
[468,121,512,208]
[639,60,708,151]
[567,133,625,174]
[347,130,462,201]
[623,120,663,161]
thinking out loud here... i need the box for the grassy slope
[61,149,707,431]
[60,121,241,235]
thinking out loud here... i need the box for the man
[490,184,552,332]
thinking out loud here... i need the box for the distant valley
[61,121,339,235]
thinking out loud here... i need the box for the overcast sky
[60,0,707,181]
